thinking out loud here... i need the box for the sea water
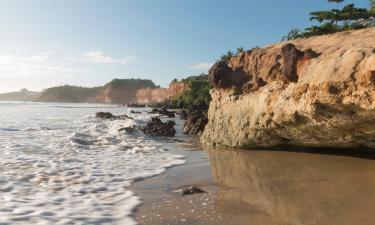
[0,101,185,225]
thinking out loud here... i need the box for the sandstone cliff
[96,79,157,104]
[202,28,375,149]
[136,81,188,104]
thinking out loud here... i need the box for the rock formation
[96,79,157,104]
[140,117,176,136]
[136,81,188,105]
[183,111,208,135]
[202,28,375,149]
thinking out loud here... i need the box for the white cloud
[0,52,86,78]
[189,62,214,71]
[80,51,136,64]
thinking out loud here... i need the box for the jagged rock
[149,108,175,118]
[141,117,176,136]
[202,28,375,150]
[180,186,206,196]
[95,112,133,120]
[183,111,208,135]
[208,61,250,89]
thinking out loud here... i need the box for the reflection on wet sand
[205,146,375,225]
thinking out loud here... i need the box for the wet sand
[132,144,375,225]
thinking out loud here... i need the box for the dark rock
[148,108,175,118]
[180,186,206,196]
[118,126,136,132]
[141,117,176,136]
[281,43,304,82]
[208,61,250,89]
[127,103,146,108]
[130,110,142,114]
[183,111,208,135]
[281,44,320,83]
[180,110,188,120]
[304,48,321,59]
[96,112,133,120]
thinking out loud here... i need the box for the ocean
[0,101,186,225]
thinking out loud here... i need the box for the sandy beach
[131,139,225,225]
[132,143,375,225]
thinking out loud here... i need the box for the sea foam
[0,102,185,225]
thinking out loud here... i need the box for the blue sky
[0,0,370,92]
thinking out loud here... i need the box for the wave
[0,103,186,225]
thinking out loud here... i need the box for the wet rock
[95,112,133,120]
[180,186,206,196]
[118,126,136,133]
[179,110,188,120]
[149,108,175,118]
[130,110,142,114]
[208,61,250,89]
[183,111,208,135]
[141,117,176,136]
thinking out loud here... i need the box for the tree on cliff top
[219,50,234,64]
[371,0,375,13]
[283,1,374,40]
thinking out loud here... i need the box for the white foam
[0,102,185,225]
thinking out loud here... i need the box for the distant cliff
[36,85,100,103]
[1,78,189,104]
[136,81,189,104]
[0,89,40,101]
[96,79,157,104]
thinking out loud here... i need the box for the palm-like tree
[370,0,375,14]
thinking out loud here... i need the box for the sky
[0,0,371,93]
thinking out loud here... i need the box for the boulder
[180,186,206,196]
[141,117,176,136]
[202,28,375,150]
[148,108,175,118]
[95,112,133,120]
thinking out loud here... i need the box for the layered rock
[202,28,375,149]
[136,81,188,104]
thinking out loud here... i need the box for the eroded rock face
[183,111,208,135]
[136,81,189,105]
[202,28,375,150]
[208,61,250,89]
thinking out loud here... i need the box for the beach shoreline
[130,140,232,225]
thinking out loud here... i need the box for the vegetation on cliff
[35,79,157,103]
[37,85,101,103]
[0,89,40,101]
[104,78,157,89]
[283,0,375,40]
[155,74,211,109]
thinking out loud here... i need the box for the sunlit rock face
[205,146,375,225]
[136,81,188,105]
[202,28,375,149]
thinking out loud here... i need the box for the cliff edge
[201,28,375,149]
